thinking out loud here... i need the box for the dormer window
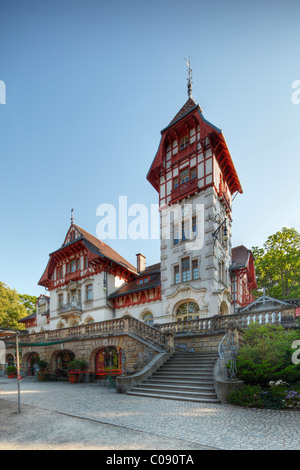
[180,136,189,151]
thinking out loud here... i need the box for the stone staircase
[127,351,220,403]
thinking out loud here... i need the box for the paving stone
[0,377,299,450]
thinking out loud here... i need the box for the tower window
[180,168,190,185]
[192,259,199,279]
[182,257,190,282]
[180,136,189,151]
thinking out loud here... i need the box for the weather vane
[71,208,74,225]
[184,56,193,98]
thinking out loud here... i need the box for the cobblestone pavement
[0,377,299,450]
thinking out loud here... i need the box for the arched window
[141,311,154,326]
[176,301,199,322]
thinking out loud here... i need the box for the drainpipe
[104,263,115,318]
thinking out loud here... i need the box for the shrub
[227,385,264,408]
[6,365,16,375]
[236,324,300,386]
[67,359,88,372]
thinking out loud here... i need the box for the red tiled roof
[73,225,137,273]
[108,263,161,298]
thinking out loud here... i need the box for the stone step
[148,377,215,386]
[131,385,217,398]
[140,382,216,393]
[127,390,220,404]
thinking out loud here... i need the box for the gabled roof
[38,223,137,288]
[72,224,137,273]
[108,263,161,299]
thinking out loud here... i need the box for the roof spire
[71,208,74,225]
[184,56,193,99]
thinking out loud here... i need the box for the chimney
[136,253,146,273]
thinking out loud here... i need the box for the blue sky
[0,0,300,297]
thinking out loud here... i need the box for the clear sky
[0,0,300,297]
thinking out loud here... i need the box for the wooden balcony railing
[170,178,198,203]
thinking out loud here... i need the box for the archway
[55,350,75,377]
[27,352,40,376]
[95,346,123,374]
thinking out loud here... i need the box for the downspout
[104,262,115,318]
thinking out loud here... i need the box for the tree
[0,282,28,329]
[252,227,300,300]
[19,294,38,314]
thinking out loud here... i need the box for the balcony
[59,302,82,317]
[170,178,198,204]
[172,141,196,165]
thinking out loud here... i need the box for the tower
[147,74,242,322]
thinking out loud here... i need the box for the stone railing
[23,316,167,351]
[158,308,295,336]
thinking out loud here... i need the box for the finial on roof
[71,208,74,225]
[184,56,193,99]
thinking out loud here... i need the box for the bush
[236,324,300,386]
[227,385,264,408]
[67,359,88,372]
[6,365,16,375]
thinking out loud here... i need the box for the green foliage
[6,365,17,374]
[67,358,88,372]
[0,282,27,329]
[228,381,300,409]
[227,385,264,408]
[19,294,38,314]
[236,323,300,386]
[251,227,300,300]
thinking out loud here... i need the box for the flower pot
[68,374,79,383]
[8,373,16,379]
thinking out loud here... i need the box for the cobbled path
[0,378,299,450]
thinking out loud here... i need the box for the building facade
[21,93,256,335]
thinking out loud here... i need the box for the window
[66,263,70,275]
[176,301,200,322]
[191,167,197,180]
[174,265,180,284]
[173,177,179,189]
[180,168,189,185]
[142,312,154,326]
[182,257,190,282]
[86,284,93,301]
[180,136,189,151]
[192,259,199,280]
[192,216,197,238]
[58,293,63,308]
[71,260,76,273]
[56,266,63,280]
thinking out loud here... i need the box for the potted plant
[67,359,88,383]
[36,359,49,381]
[6,365,17,378]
